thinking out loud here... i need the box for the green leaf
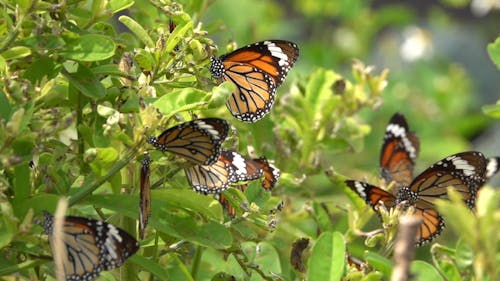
[311,201,333,232]
[152,88,210,118]
[109,0,135,13]
[307,231,346,281]
[411,260,444,281]
[119,16,155,48]
[364,252,392,278]
[0,54,6,74]
[129,255,169,280]
[23,56,59,83]
[135,49,156,72]
[482,100,500,118]
[0,90,12,120]
[252,242,282,277]
[152,189,223,222]
[165,19,194,53]
[0,201,16,248]
[0,46,31,60]
[436,259,462,281]
[487,37,500,70]
[64,62,106,99]
[61,34,115,61]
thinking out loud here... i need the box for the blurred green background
[201,0,500,180]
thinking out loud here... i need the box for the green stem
[191,245,202,279]
[68,146,138,206]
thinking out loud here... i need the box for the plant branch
[391,215,421,281]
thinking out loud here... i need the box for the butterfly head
[210,56,224,78]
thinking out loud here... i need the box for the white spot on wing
[264,41,289,67]
[354,181,367,199]
[105,224,122,260]
[486,158,498,179]
[194,120,220,140]
[232,153,247,176]
[448,156,476,176]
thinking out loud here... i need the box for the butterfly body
[210,40,299,123]
[42,212,139,281]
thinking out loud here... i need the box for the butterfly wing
[413,201,445,246]
[486,157,499,180]
[211,40,299,123]
[185,150,264,194]
[147,118,229,165]
[380,113,419,188]
[139,154,151,239]
[42,212,139,281]
[345,180,397,211]
[253,157,281,190]
[404,151,488,208]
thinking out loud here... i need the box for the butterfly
[147,118,229,165]
[41,211,139,281]
[184,149,264,194]
[380,113,419,188]
[346,151,491,246]
[210,40,299,123]
[215,157,280,217]
[139,153,151,239]
[253,157,281,190]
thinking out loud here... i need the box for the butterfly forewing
[147,118,229,165]
[211,40,299,123]
[229,152,264,183]
[42,212,139,281]
[406,151,488,208]
[380,113,419,188]
[345,180,397,211]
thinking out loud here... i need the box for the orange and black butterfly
[42,212,139,281]
[380,113,419,188]
[346,151,492,246]
[215,157,280,217]
[253,157,281,190]
[147,118,229,165]
[210,40,299,123]
[139,153,151,239]
[184,150,264,194]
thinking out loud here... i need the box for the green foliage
[0,0,499,281]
